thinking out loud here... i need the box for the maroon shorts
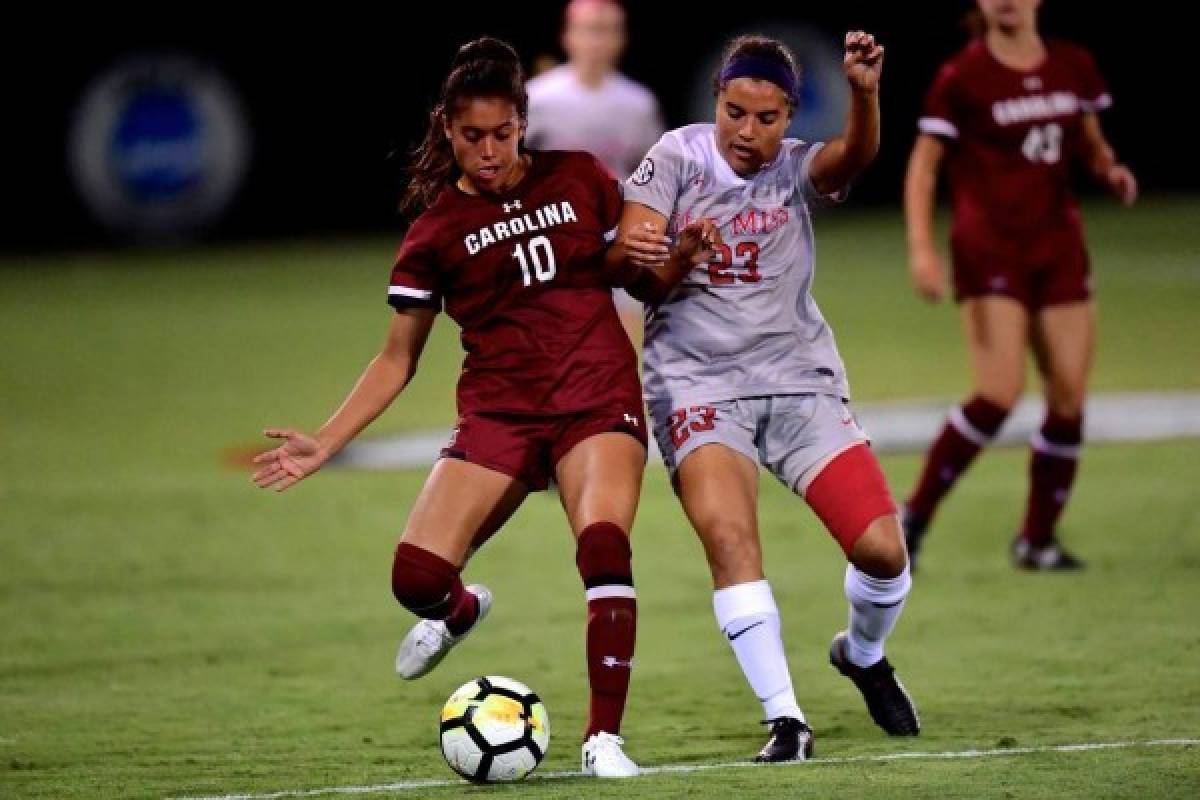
[951,226,1091,310]
[440,405,648,491]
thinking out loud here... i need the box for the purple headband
[719,55,799,105]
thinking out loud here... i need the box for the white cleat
[581,732,639,778]
[394,584,492,680]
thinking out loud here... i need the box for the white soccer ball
[439,675,550,783]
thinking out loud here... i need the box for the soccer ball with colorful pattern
[439,675,550,782]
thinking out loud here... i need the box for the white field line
[173,737,1200,800]
[330,391,1200,471]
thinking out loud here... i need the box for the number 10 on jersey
[513,236,557,287]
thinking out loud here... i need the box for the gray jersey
[624,123,850,409]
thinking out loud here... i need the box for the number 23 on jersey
[707,241,761,285]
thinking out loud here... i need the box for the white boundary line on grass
[175,737,1200,800]
[329,391,1200,471]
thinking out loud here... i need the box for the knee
[972,389,1019,420]
[1041,360,1088,418]
[954,394,1014,444]
[849,516,909,579]
[1045,387,1086,420]
[975,363,1024,410]
[391,543,457,618]
[701,522,762,585]
[1039,410,1084,448]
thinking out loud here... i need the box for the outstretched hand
[251,428,328,492]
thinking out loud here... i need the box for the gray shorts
[649,394,869,495]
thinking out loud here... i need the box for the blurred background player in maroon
[251,37,645,777]
[902,0,1138,571]
[526,0,664,342]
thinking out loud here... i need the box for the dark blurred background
[2,1,1181,250]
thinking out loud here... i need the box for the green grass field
[2,198,1198,799]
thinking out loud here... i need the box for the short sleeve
[622,132,686,219]
[1074,48,1112,113]
[387,222,442,312]
[918,62,963,140]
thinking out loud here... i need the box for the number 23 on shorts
[668,406,717,448]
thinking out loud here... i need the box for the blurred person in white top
[526,0,664,180]
[527,0,665,332]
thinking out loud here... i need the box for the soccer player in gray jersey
[607,32,920,760]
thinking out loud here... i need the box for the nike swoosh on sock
[727,620,766,641]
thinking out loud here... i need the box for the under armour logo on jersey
[631,157,655,186]
[623,413,639,427]
[502,200,522,213]
[601,656,634,669]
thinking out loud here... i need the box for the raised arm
[252,308,437,491]
[809,31,884,196]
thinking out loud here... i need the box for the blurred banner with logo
[67,53,250,241]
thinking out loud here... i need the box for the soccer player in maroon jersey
[251,38,645,777]
[902,0,1138,570]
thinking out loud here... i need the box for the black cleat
[830,631,920,736]
[754,717,815,763]
[901,507,929,573]
[1011,536,1085,571]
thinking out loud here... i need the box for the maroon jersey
[388,150,640,416]
[919,39,1111,240]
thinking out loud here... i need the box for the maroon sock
[907,396,1009,521]
[443,587,479,637]
[391,543,478,636]
[575,522,636,739]
[1021,413,1083,546]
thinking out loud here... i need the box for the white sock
[843,564,911,668]
[713,580,805,723]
